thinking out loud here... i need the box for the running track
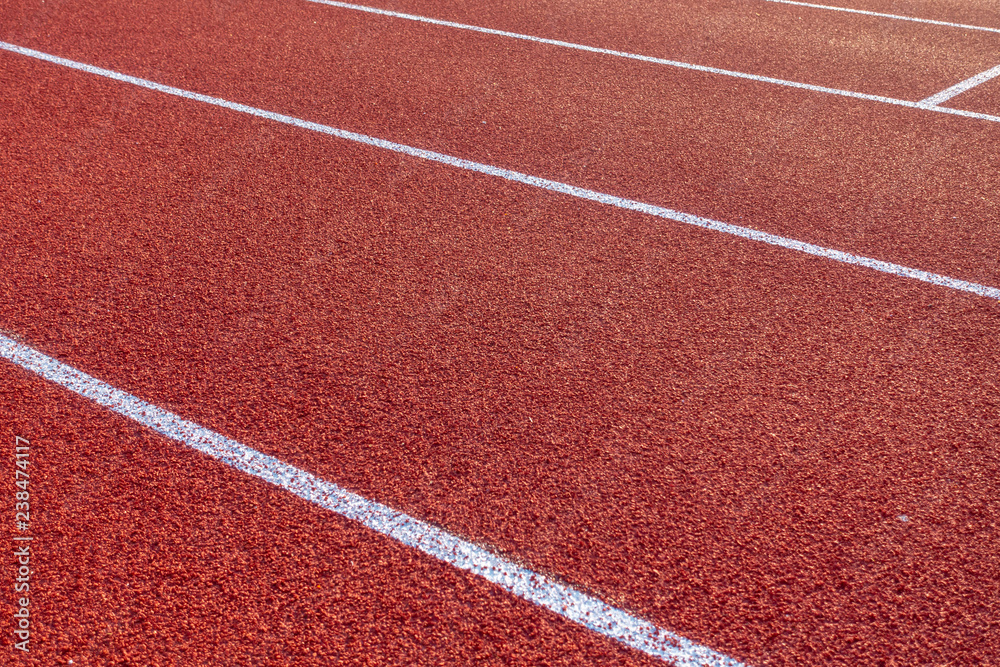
[2,0,999,664]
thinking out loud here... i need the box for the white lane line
[2,41,999,301]
[303,0,1000,124]
[920,64,1000,106]
[761,0,1000,34]
[0,334,749,667]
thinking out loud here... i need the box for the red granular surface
[306,0,1000,98]
[1,0,1000,285]
[2,1,1000,666]
[5,0,1000,100]
[0,363,669,666]
[793,0,1000,28]
[940,76,1000,117]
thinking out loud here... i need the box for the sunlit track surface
[4,40,999,300]
[304,0,1000,123]
[2,0,1000,665]
[0,334,746,667]
[761,0,1000,33]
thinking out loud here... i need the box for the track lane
[295,0,1000,100]
[761,0,1000,33]
[784,0,1000,28]
[0,362,673,667]
[6,38,1000,301]
[5,0,1000,104]
[2,52,999,665]
[2,0,1000,288]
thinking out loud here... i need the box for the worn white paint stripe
[303,0,1000,124]
[2,41,999,300]
[0,334,748,667]
[761,0,1000,34]
[920,64,1000,106]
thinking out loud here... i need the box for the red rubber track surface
[16,0,999,101]
[258,0,1000,99]
[3,29,1000,665]
[2,0,1000,287]
[944,76,1000,117]
[797,0,1000,28]
[0,364,666,667]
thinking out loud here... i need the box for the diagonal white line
[0,334,750,667]
[920,64,1000,106]
[761,0,1000,34]
[303,0,1000,123]
[2,40,999,301]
